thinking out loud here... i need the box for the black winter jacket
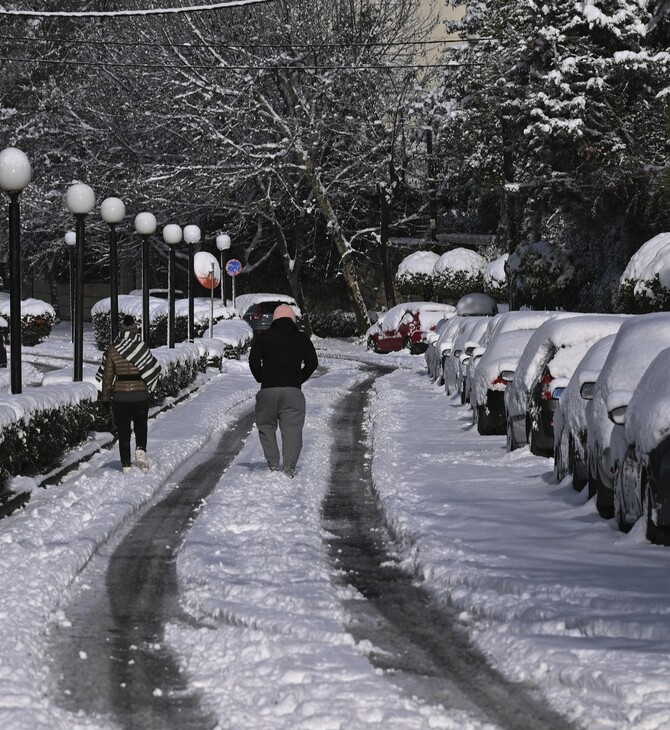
[249,318,318,389]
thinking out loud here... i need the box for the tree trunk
[299,149,371,334]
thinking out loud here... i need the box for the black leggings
[112,399,149,467]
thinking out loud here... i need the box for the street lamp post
[183,225,201,342]
[65,183,95,382]
[101,197,126,343]
[0,147,31,395]
[162,224,182,348]
[134,212,157,345]
[216,233,231,306]
[65,230,76,344]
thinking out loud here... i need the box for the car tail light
[541,371,554,400]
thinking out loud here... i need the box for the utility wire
[0,34,494,50]
[0,0,274,18]
[0,56,482,70]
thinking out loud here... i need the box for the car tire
[615,480,633,533]
[570,438,587,492]
[596,481,614,520]
[478,405,499,436]
[367,336,379,353]
[529,428,551,458]
[506,418,519,452]
[554,442,565,482]
[643,480,660,545]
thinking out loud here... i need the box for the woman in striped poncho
[97,315,161,474]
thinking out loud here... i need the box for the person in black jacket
[249,304,318,477]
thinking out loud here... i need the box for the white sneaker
[122,466,132,475]
[135,449,150,472]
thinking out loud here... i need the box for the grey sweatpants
[255,387,306,469]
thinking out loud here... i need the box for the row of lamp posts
[0,146,233,395]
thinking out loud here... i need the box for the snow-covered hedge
[0,344,204,496]
[432,248,487,302]
[0,294,55,346]
[91,295,237,350]
[310,310,358,338]
[395,251,439,300]
[0,383,98,497]
[508,240,578,310]
[618,232,670,312]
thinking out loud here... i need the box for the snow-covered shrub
[92,295,234,351]
[618,232,670,313]
[395,251,439,300]
[508,240,579,310]
[483,253,508,301]
[432,248,487,303]
[0,296,55,346]
[0,384,98,494]
[310,310,358,338]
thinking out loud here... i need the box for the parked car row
[426,307,670,546]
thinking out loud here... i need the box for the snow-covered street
[0,337,669,729]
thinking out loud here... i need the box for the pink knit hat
[273,304,296,322]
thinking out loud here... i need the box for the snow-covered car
[235,293,301,334]
[472,328,538,435]
[471,311,558,435]
[425,315,464,385]
[586,312,670,519]
[424,315,458,381]
[552,334,616,489]
[505,314,625,456]
[444,317,490,400]
[367,302,455,355]
[455,292,498,316]
[614,347,670,543]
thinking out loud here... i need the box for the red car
[367,303,455,355]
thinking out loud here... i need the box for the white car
[445,317,490,402]
[586,312,670,519]
[505,314,625,456]
[552,334,616,489]
[614,346,670,543]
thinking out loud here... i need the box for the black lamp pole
[109,223,119,342]
[168,244,176,348]
[142,234,150,343]
[188,242,195,342]
[8,191,22,394]
[73,213,86,382]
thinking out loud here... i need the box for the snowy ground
[0,334,668,729]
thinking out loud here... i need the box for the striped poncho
[95,332,161,392]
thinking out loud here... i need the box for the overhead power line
[0,0,273,18]
[0,34,494,50]
[0,55,481,71]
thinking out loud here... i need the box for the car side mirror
[580,382,595,400]
[608,405,627,425]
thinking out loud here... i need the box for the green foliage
[509,240,581,310]
[93,310,194,351]
[618,275,670,313]
[433,270,484,303]
[0,400,95,489]
[21,312,55,346]
[395,272,435,301]
[310,310,359,338]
